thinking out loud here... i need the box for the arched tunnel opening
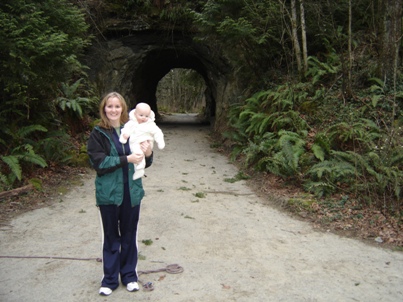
[87,30,229,128]
[129,47,217,124]
[156,68,206,114]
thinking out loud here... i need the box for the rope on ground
[204,190,254,196]
[138,263,184,275]
[0,255,102,262]
[137,264,184,291]
[0,256,184,292]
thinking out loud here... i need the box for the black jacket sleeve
[87,128,127,176]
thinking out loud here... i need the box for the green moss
[194,192,205,198]
[28,178,43,191]
[142,239,153,246]
[287,197,315,210]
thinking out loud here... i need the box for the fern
[306,54,341,85]
[327,118,380,152]
[311,144,325,162]
[305,158,357,197]
[242,132,277,166]
[16,125,48,138]
[365,145,403,201]
[245,112,272,135]
[389,150,403,167]
[303,180,336,198]
[18,145,47,168]
[257,130,306,178]
[55,78,93,119]
[1,155,22,181]
[36,130,75,163]
[271,110,309,134]
[0,141,48,190]
[1,125,48,149]
[235,86,309,138]
[0,173,10,191]
[216,17,256,38]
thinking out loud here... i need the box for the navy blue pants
[99,185,140,289]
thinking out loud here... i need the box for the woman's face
[104,96,123,126]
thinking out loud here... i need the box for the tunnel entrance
[156,68,207,124]
[88,30,229,128]
[128,43,217,124]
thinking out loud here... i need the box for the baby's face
[135,105,151,123]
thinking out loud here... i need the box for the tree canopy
[0,0,91,190]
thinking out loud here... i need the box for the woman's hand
[127,141,152,164]
[140,140,152,157]
[127,152,144,164]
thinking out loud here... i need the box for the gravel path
[1,122,403,302]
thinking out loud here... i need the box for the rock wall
[84,29,240,131]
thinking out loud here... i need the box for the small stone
[374,237,383,243]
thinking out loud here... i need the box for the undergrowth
[224,55,403,218]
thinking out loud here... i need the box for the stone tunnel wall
[84,30,240,132]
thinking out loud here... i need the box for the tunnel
[88,30,229,126]
[130,47,214,122]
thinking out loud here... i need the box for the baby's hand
[158,141,165,149]
[119,133,129,144]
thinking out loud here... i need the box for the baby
[119,102,165,179]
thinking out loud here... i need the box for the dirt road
[1,121,403,302]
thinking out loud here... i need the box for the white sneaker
[99,287,112,296]
[127,282,139,292]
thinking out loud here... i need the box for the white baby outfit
[119,109,165,179]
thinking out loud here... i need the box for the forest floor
[0,116,402,301]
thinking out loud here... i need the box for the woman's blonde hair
[98,92,129,128]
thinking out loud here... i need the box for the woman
[87,92,153,296]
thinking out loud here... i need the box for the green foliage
[216,16,256,39]
[233,84,310,136]
[311,132,331,162]
[29,178,43,191]
[0,0,90,99]
[36,130,75,163]
[0,144,47,191]
[0,124,48,189]
[142,239,153,246]
[156,69,206,113]
[1,156,21,183]
[305,157,357,197]
[55,78,97,119]
[326,118,380,152]
[225,66,403,212]
[0,0,94,190]
[225,83,311,167]
[190,0,283,86]
[306,109,400,201]
[224,171,250,183]
[225,83,316,181]
[241,132,277,167]
[1,125,48,148]
[256,130,307,179]
[306,54,341,85]
[304,121,402,205]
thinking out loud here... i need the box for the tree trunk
[299,0,308,74]
[0,184,34,200]
[380,0,402,87]
[346,0,353,99]
[291,0,302,76]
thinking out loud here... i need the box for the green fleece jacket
[87,126,153,207]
